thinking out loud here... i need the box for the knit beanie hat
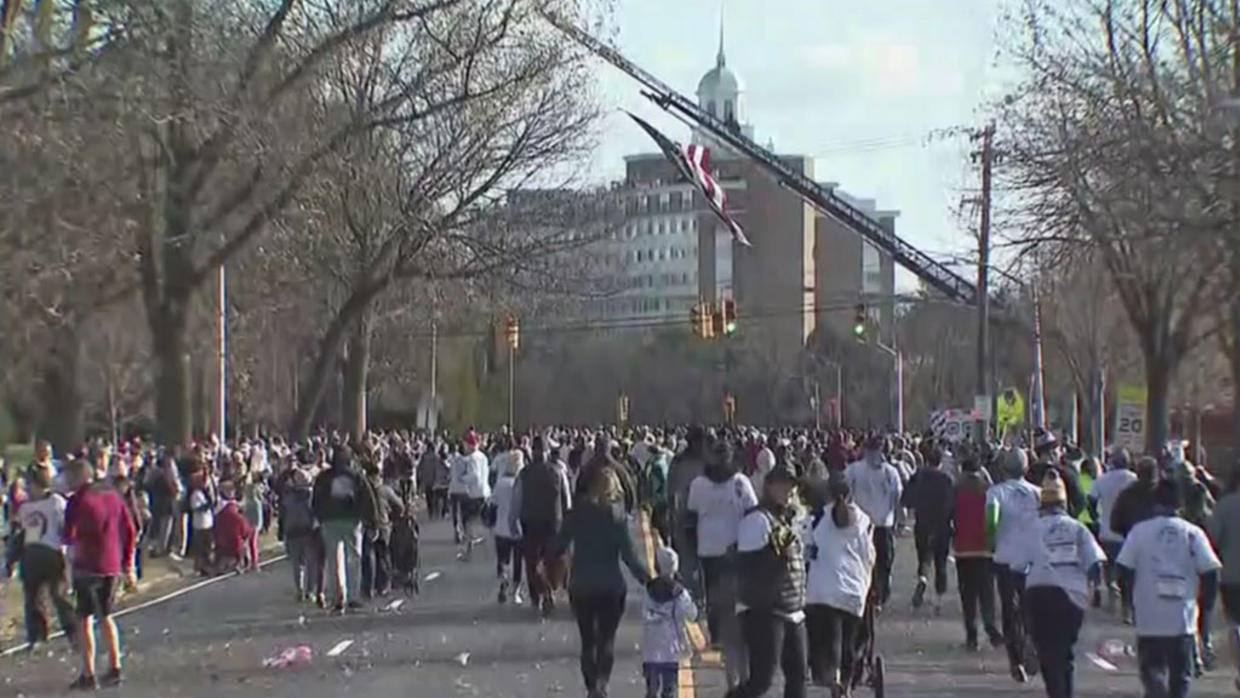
[655,545,679,577]
[1041,470,1067,506]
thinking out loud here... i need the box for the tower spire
[716,4,726,68]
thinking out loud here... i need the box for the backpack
[329,472,357,506]
[281,487,315,536]
[519,462,563,523]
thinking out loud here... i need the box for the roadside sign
[1114,384,1147,452]
[974,394,992,421]
[932,408,977,443]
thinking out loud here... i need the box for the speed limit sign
[1114,384,1147,452]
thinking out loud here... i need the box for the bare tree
[994,0,1237,451]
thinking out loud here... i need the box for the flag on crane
[626,112,751,247]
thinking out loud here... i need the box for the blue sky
[581,0,1006,288]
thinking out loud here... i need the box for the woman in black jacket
[550,467,651,698]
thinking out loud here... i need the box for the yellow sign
[996,388,1025,433]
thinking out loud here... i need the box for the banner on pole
[1114,384,1148,453]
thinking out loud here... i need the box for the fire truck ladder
[541,10,979,306]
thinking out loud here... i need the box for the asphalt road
[5,514,1238,697]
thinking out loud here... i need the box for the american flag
[627,112,751,247]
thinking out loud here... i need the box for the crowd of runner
[0,425,1235,697]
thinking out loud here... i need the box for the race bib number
[1047,542,1077,566]
[1156,576,1189,599]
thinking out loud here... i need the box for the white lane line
[1086,652,1118,672]
[0,553,289,658]
[326,639,354,657]
[425,571,442,582]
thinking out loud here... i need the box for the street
[4,514,1237,697]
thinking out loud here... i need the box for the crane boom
[542,10,979,305]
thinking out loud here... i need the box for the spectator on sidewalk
[16,469,77,650]
[213,479,254,575]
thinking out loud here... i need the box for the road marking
[1086,652,1118,672]
[637,511,699,698]
[0,553,289,658]
[425,571,442,582]
[326,639,354,657]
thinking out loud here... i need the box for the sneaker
[986,629,1005,648]
[100,668,123,688]
[69,674,98,691]
[512,589,524,606]
[911,578,927,609]
[315,594,327,609]
[1010,665,1028,683]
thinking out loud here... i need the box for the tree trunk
[341,307,373,441]
[42,323,84,456]
[288,287,380,440]
[1144,351,1174,456]
[1230,304,1240,454]
[151,299,193,446]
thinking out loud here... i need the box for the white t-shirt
[687,473,758,558]
[806,504,875,616]
[1011,511,1106,610]
[1117,515,1222,637]
[844,459,902,528]
[1091,469,1139,542]
[19,494,67,549]
[988,478,1042,568]
[190,489,215,530]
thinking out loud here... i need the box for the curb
[0,553,288,658]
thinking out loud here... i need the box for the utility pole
[974,124,995,444]
[217,263,227,442]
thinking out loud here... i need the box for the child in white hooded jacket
[642,545,698,698]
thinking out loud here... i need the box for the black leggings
[805,604,860,687]
[495,536,523,585]
[570,591,627,692]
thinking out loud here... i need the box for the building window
[724,100,735,123]
[636,250,644,262]
[707,100,716,116]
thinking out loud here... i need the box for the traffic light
[505,315,520,351]
[721,299,737,335]
[852,303,867,340]
[690,302,715,339]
